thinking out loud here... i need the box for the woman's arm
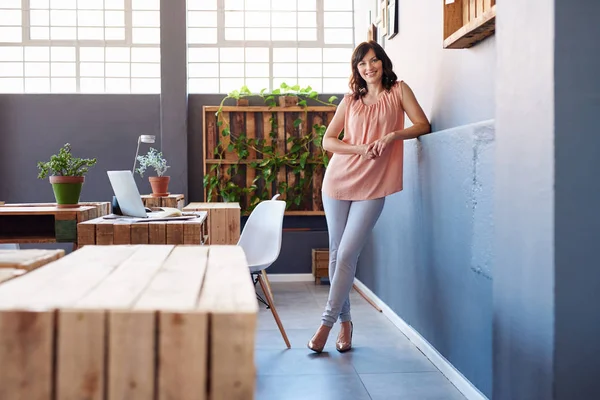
[372,81,431,156]
[322,98,373,158]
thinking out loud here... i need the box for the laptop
[106,170,195,221]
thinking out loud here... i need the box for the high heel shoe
[336,321,353,353]
[307,325,331,353]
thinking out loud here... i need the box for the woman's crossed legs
[308,194,384,352]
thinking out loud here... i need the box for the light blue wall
[357,120,495,396]
[353,0,497,396]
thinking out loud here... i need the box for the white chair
[237,194,291,348]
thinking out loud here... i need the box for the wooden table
[0,249,65,284]
[0,202,110,250]
[0,244,257,400]
[141,194,185,210]
[183,202,241,244]
[77,212,208,245]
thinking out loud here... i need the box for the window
[0,0,161,93]
[187,0,355,94]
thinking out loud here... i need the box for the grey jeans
[321,194,385,327]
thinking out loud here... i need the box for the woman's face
[357,49,382,85]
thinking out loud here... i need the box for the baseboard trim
[266,273,314,282]
[353,278,488,400]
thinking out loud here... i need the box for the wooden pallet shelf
[444,0,496,49]
[202,105,336,216]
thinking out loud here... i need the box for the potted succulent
[135,147,170,197]
[37,143,97,208]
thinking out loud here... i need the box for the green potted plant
[37,143,97,208]
[135,147,171,197]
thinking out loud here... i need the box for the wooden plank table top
[77,212,208,246]
[0,202,110,247]
[0,249,65,270]
[0,269,26,284]
[0,249,65,284]
[0,245,257,400]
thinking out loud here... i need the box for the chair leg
[258,273,291,349]
[261,270,274,301]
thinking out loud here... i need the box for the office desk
[0,202,110,250]
[77,212,208,245]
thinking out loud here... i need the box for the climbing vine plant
[203,83,338,213]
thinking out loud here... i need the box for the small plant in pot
[37,143,97,208]
[135,147,170,197]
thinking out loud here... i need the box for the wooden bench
[0,244,258,400]
[183,202,241,244]
[77,213,207,246]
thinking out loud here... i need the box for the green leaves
[208,83,339,213]
[300,151,310,169]
[135,147,169,177]
[37,143,98,179]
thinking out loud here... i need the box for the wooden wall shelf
[444,0,496,49]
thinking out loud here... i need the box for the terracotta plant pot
[236,99,249,106]
[278,96,298,107]
[49,176,85,208]
[149,176,170,197]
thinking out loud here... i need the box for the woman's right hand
[357,143,376,160]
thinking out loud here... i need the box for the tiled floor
[254,281,467,400]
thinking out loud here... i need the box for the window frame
[187,0,356,94]
[0,0,161,93]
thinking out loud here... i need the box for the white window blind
[0,0,161,93]
[187,0,355,94]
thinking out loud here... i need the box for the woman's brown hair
[349,40,397,100]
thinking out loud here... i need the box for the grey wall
[0,94,160,203]
[493,0,555,397]
[358,0,496,131]
[554,0,600,398]
[494,0,600,399]
[357,120,495,396]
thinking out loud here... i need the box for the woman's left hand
[371,134,394,158]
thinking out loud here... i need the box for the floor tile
[347,346,437,374]
[359,372,466,400]
[255,348,356,376]
[256,374,372,400]
[255,328,315,349]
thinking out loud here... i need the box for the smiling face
[349,41,397,99]
[357,49,382,85]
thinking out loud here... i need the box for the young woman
[308,41,431,353]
